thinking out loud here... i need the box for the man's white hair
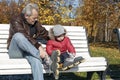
[22,3,39,16]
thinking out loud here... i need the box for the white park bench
[0,24,108,80]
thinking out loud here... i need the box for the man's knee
[13,33,26,42]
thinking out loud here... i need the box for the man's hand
[38,46,47,58]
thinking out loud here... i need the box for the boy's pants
[60,52,69,63]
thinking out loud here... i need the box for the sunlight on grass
[90,45,120,64]
[73,43,120,80]
[74,71,111,80]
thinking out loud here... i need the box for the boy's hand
[72,53,76,57]
[69,53,76,57]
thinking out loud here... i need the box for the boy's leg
[73,56,85,66]
[61,53,85,71]
[59,52,69,63]
[60,52,74,70]
[50,50,60,80]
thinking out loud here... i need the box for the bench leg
[96,71,106,80]
[86,72,94,80]
[87,71,106,80]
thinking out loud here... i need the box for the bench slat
[0,48,89,53]
[0,62,107,71]
[0,31,86,35]
[0,24,85,30]
[0,43,88,48]
[0,66,106,75]
[0,53,91,59]
[0,39,88,42]
[0,57,107,69]
[0,35,87,40]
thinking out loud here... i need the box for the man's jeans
[8,33,44,80]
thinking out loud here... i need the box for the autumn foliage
[0,0,120,42]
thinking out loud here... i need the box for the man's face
[25,9,38,25]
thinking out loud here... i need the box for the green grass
[90,42,120,64]
[89,42,120,79]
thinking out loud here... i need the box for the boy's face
[56,34,65,41]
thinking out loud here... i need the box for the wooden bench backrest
[0,24,90,58]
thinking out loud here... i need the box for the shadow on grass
[107,64,120,80]
[0,73,86,80]
[44,72,86,80]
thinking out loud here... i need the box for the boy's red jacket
[46,36,76,56]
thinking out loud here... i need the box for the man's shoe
[50,50,60,80]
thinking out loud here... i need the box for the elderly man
[7,3,49,80]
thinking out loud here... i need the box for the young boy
[46,25,85,79]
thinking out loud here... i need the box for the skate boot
[61,54,85,71]
[50,50,60,80]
